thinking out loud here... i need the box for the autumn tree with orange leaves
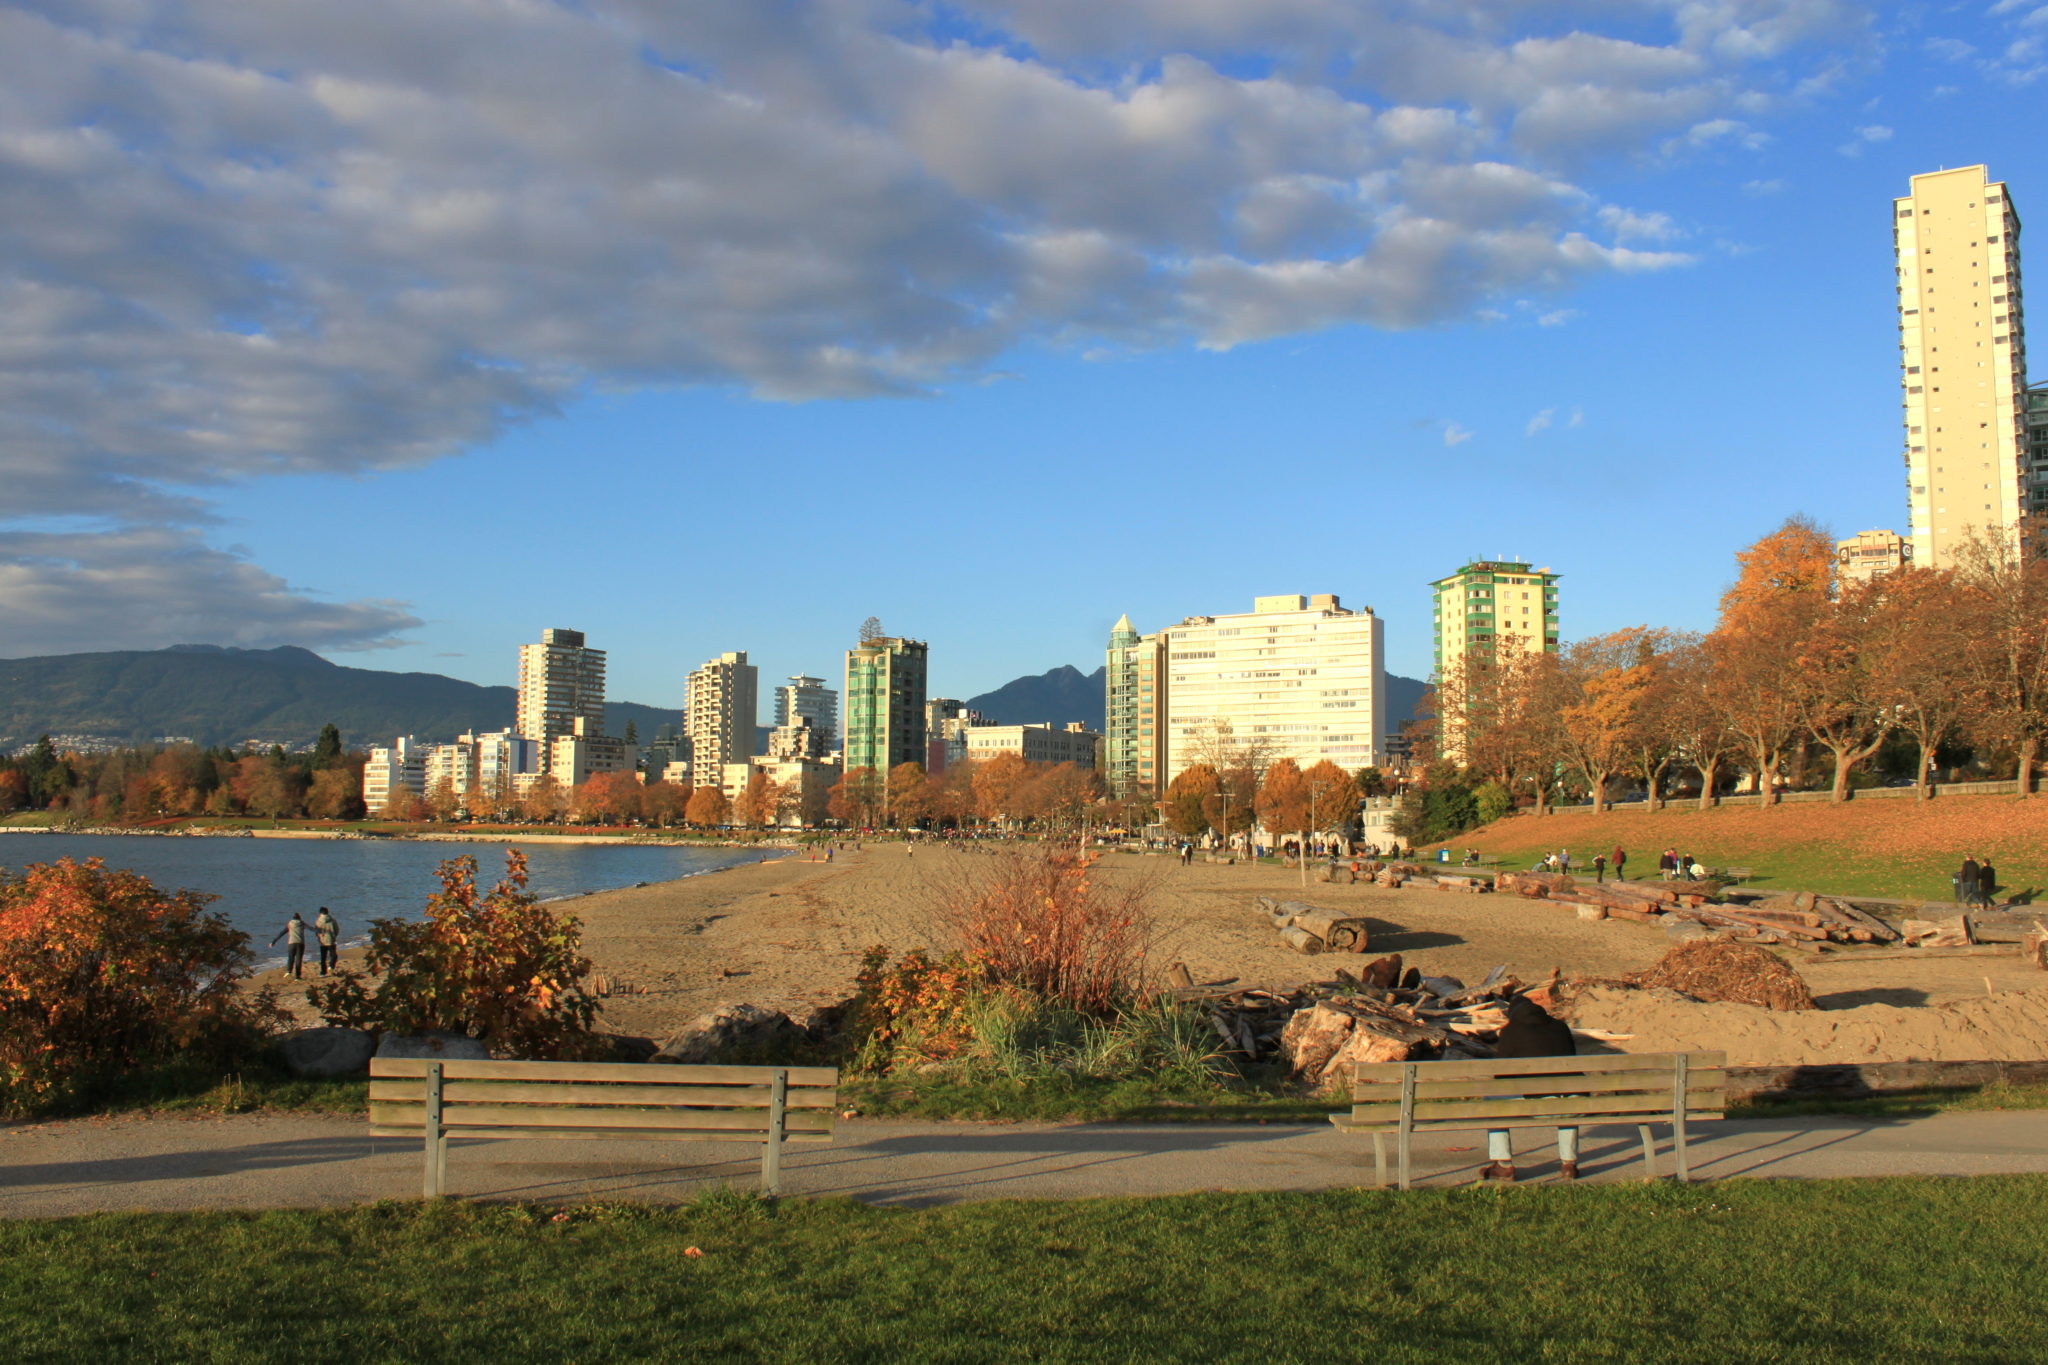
[0,858,287,1113]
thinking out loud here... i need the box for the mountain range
[0,646,1427,751]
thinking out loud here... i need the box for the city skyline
[3,7,2044,703]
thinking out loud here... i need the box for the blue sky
[4,2,2045,710]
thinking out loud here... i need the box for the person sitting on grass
[1482,995,1579,1184]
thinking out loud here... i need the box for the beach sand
[251,844,2048,1050]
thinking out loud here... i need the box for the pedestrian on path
[314,908,339,976]
[1592,854,1607,883]
[1483,996,1579,1183]
[1611,846,1627,881]
[1975,856,1998,908]
[1956,856,1979,906]
[271,912,307,980]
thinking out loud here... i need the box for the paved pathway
[3,1110,2043,1218]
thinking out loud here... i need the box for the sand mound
[1626,941,1817,1012]
[1558,983,2048,1067]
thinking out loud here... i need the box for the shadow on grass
[1729,1082,2048,1121]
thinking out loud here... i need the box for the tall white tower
[1896,166,2030,566]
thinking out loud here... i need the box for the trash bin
[1437,848,1449,863]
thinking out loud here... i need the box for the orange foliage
[0,858,284,1113]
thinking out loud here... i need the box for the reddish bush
[310,850,600,1058]
[0,858,284,1113]
[933,851,1155,1014]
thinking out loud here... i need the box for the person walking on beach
[314,907,339,976]
[271,912,307,980]
[1974,855,1997,908]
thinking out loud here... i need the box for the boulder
[279,1027,376,1078]
[652,1003,803,1064]
[374,1030,491,1061]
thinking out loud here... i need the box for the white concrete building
[964,722,1102,768]
[772,676,838,751]
[687,651,759,777]
[548,717,635,788]
[1161,594,1386,782]
[516,628,607,768]
[1896,166,2031,566]
[361,737,425,810]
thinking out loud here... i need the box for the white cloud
[1443,422,1474,447]
[1568,408,1585,428]
[1525,408,1554,436]
[0,0,1865,649]
[0,528,420,656]
[1742,178,1786,195]
[1537,309,1579,327]
[1838,123,1893,156]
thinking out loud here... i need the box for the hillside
[1459,795,2048,903]
[0,645,677,749]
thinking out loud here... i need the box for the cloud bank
[0,0,1860,651]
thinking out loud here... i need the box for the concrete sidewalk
[3,1109,2043,1218]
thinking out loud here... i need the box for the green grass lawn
[6,1179,2045,1363]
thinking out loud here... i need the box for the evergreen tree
[313,723,344,767]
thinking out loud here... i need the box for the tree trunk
[1914,735,1934,801]
[1696,758,1718,811]
[1829,746,1853,803]
[1591,774,1607,813]
[2020,737,2040,797]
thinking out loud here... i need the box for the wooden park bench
[369,1057,840,1198]
[1330,1051,1727,1190]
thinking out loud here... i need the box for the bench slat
[368,1080,840,1109]
[1353,1051,1724,1082]
[370,1102,835,1134]
[1346,1093,1727,1123]
[370,1058,838,1087]
[1333,1110,1721,1134]
[1350,1071,1726,1103]
[369,1126,835,1144]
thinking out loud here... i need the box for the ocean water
[0,833,776,959]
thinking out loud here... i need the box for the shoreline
[0,823,800,850]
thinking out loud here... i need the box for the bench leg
[1636,1124,1656,1181]
[761,1068,788,1196]
[423,1062,445,1200]
[1372,1132,1387,1189]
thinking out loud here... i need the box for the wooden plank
[1347,1092,1728,1123]
[370,1057,839,1087]
[368,1080,838,1108]
[1353,1051,1722,1082]
[1803,945,2020,963]
[1334,1110,1723,1134]
[369,1102,834,1134]
[1349,1070,1726,1103]
[369,1126,834,1144]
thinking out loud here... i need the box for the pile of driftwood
[1172,958,1534,1090]
[1496,874,1899,950]
[1258,897,1371,953]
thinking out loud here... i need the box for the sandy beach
[249,844,2048,1055]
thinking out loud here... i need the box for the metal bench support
[423,1062,445,1200]
[761,1068,788,1195]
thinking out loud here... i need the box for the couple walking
[271,907,340,980]
[1955,856,1999,909]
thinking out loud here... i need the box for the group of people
[1956,855,2001,908]
[269,907,340,980]
[1657,848,1707,881]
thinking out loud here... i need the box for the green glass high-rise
[843,635,928,774]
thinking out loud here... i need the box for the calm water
[0,833,777,961]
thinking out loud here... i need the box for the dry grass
[930,850,1161,1014]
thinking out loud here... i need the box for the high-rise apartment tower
[771,676,839,751]
[686,651,760,777]
[515,628,606,766]
[1895,166,2030,566]
[843,635,928,774]
[1430,560,1559,678]
[1104,615,1167,798]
